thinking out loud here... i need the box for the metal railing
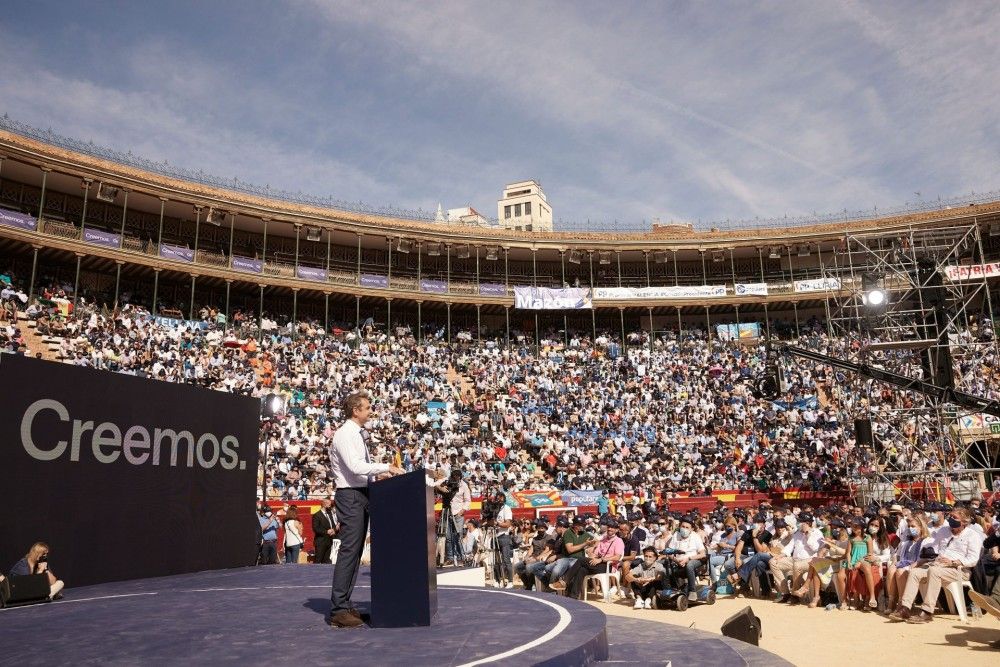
[4,114,1000,234]
[23,217,854,303]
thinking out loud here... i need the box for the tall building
[497,180,552,232]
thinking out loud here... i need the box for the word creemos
[20,398,247,470]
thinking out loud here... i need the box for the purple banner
[479,283,506,296]
[420,279,448,294]
[360,274,389,288]
[296,265,328,282]
[231,256,262,274]
[0,209,38,232]
[83,227,121,248]
[159,244,194,263]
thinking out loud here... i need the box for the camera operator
[435,468,472,567]
[8,542,64,600]
[258,505,280,565]
[482,489,514,588]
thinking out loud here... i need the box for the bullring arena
[0,119,998,666]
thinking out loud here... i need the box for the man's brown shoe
[548,580,566,591]
[887,606,911,622]
[906,610,933,624]
[348,608,362,619]
[328,610,363,628]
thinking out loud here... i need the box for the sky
[1,1,998,230]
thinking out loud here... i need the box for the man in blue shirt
[258,505,280,565]
[597,490,610,516]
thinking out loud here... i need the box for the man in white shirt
[327,392,403,629]
[666,516,707,601]
[891,507,983,624]
[769,513,822,602]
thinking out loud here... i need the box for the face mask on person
[715,521,724,529]
[947,517,962,530]
[929,514,940,526]
[265,511,273,517]
[830,528,841,538]
[868,526,879,535]
[909,527,919,538]
[679,527,691,538]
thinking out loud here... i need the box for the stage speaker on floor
[721,606,762,646]
[855,417,874,449]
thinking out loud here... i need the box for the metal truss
[820,220,1000,501]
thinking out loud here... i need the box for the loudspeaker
[721,606,762,646]
[2,574,50,608]
[854,418,874,448]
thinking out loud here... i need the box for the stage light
[862,273,886,307]
[95,182,119,203]
[261,393,284,419]
[205,208,226,226]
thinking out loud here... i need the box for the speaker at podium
[369,469,438,627]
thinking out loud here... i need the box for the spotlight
[205,207,226,226]
[751,368,781,400]
[306,226,322,241]
[862,273,886,307]
[94,182,119,203]
[261,393,284,419]
[568,249,582,264]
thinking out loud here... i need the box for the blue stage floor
[0,566,789,666]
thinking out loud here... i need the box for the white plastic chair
[583,563,620,603]
[943,579,973,623]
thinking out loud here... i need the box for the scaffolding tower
[822,218,1000,503]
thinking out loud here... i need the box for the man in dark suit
[312,497,339,564]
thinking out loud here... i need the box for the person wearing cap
[665,516,707,602]
[770,512,822,603]
[546,517,594,592]
[891,507,983,623]
[515,521,551,590]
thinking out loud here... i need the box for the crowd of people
[467,495,1000,624]
[3,266,1000,625]
[3,267,997,506]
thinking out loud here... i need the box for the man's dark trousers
[314,536,333,564]
[329,487,369,616]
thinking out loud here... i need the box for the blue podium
[369,470,438,627]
